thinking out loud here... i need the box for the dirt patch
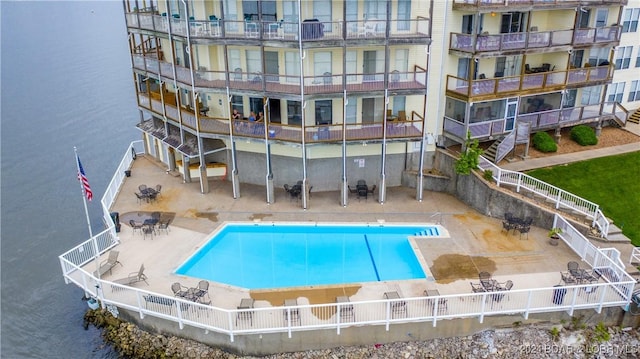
[194,212,219,222]
[251,285,360,320]
[430,254,496,284]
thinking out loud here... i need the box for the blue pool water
[176,224,439,289]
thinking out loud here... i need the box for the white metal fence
[478,156,610,237]
[59,144,635,341]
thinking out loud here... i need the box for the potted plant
[548,228,562,246]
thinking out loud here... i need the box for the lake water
[1,2,138,357]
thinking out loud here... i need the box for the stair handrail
[495,130,516,163]
[478,156,610,238]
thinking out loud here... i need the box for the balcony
[132,54,427,97]
[138,93,424,144]
[446,65,612,101]
[452,0,627,11]
[125,13,431,43]
[450,26,619,55]
[443,102,625,142]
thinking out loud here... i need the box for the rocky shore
[85,309,640,358]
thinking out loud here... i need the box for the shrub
[483,169,494,181]
[532,131,557,153]
[570,125,598,146]
[455,131,483,175]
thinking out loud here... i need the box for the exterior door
[363,51,377,82]
[504,97,518,131]
[265,51,279,82]
[362,98,382,124]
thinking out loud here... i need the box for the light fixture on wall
[490,12,496,17]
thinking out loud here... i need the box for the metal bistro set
[501,212,533,240]
[135,184,161,203]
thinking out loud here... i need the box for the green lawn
[526,151,640,246]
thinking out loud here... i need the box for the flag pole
[74,147,93,238]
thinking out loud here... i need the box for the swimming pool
[176,223,440,289]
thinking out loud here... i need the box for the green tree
[455,131,483,175]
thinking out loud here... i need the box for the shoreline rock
[85,309,640,358]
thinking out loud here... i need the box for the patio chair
[112,264,148,286]
[347,185,357,195]
[193,280,210,302]
[129,220,143,234]
[142,225,154,240]
[93,250,123,277]
[156,219,171,234]
[517,223,531,240]
[138,184,147,193]
[155,184,162,198]
[171,282,191,298]
[501,220,517,234]
[134,192,146,204]
[560,271,577,285]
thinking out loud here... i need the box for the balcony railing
[125,13,431,41]
[453,0,627,8]
[446,65,612,100]
[450,26,619,54]
[138,93,424,143]
[443,102,625,141]
[132,54,427,95]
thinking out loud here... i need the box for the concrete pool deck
[95,154,637,311]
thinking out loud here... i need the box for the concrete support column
[340,179,348,207]
[378,175,386,204]
[301,178,309,209]
[232,171,240,198]
[595,122,602,137]
[167,149,176,172]
[183,155,191,183]
[266,175,274,204]
[554,127,562,144]
[199,165,209,194]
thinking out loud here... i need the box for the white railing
[479,156,610,237]
[59,144,635,341]
[630,247,640,267]
[495,130,516,163]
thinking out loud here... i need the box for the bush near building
[570,125,598,146]
[532,131,557,153]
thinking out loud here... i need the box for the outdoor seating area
[564,261,601,284]
[347,179,376,201]
[135,184,161,203]
[128,212,171,239]
[501,213,533,239]
[171,280,211,304]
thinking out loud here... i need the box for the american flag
[77,156,93,201]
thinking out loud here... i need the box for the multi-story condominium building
[441,0,629,163]
[608,0,640,121]
[123,0,631,207]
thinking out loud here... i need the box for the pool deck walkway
[93,151,638,310]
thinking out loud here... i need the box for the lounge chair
[113,264,148,286]
[93,250,123,277]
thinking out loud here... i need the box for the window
[313,0,331,32]
[581,85,602,105]
[287,101,302,125]
[636,50,640,68]
[614,46,632,69]
[345,96,357,124]
[231,95,243,112]
[394,49,408,80]
[282,1,299,34]
[315,100,332,125]
[622,8,639,33]
[607,82,625,103]
[285,51,299,83]
[397,0,411,31]
[628,81,640,102]
[313,51,332,79]
[245,49,261,74]
[392,96,406,116]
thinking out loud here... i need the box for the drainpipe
[341,90,348,207]
[263,99,274,204]
[182,0,208,194]
[298,0,309,210]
